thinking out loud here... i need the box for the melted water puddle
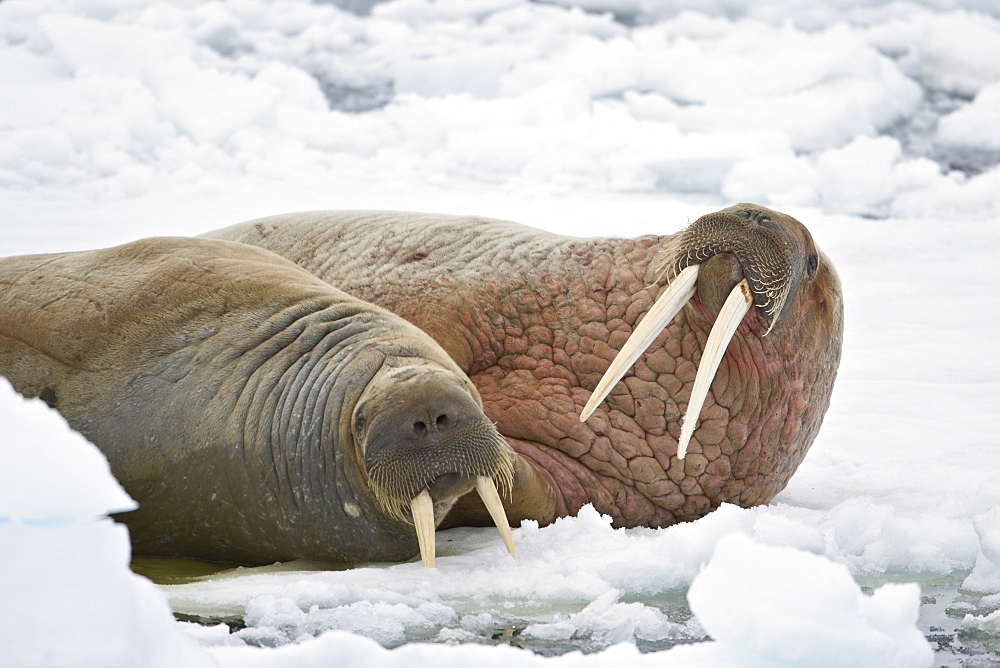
[132,557,238,586]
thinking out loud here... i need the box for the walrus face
[352,361,516,565]
[582,204,840,460]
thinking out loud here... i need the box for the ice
[519,589,701,652]
[209,630,696,668]
[896,10,1000,97]
[1,0,999,664]
[3,0,999,225]
[963,508,1000,596]
[936,82,1000,152]
[0,378,135,522]
[962,609,1000,635]
[153,503,944,659]
[689,534,932,667]
[0,379,212,668]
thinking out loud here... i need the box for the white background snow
[1,0,999,666]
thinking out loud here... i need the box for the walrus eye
[806,254,818,278]
[355,415,367,434]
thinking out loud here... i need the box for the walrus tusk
[580,264,699,422]
[410,478,514,567]
[676,279,752,459]
[580,269,753,460]
[410,490,436,567]
[476,475,517,558]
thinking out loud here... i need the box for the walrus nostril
[412,415,452,437]
[411,413,451,438]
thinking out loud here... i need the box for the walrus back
[0,237,332,406]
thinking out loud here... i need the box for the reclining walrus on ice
[0,203,842,567]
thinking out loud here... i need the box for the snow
[1,0,998,665]
[0,380,211,668]
[0,381,135,523]
[688,534,931,667]
[936,82,1000,152]
[964,508,1000,596]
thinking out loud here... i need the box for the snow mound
[963,507,1000,596]
[0,380,135,522]
[0,378,212,668]
[688,533,933,667]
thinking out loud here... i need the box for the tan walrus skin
[0,237,516,565]
[204,203,843,530]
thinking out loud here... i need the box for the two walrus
[0,204,843,566]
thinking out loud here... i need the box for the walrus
[0,237,517,566]
[203,203,843,530]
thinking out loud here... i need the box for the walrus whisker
[366,422,515,518]
[580,264,699,422]
[676,279,752,459]
[365,421,517,566]
[410,490,435,567]
[476,475,516,558]
[659,209,795,336]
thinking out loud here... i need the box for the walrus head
[581,203,836,459]
[352,360,516,566]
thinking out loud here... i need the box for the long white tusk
[676,279,752,459]
[580,264,700,422]
[410,490,436,568]
[476,476,516,558]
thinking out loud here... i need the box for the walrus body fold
[0,237,514,564]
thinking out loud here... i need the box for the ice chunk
[0,379,212,667]
[936,82,1000,152]
[961,608,1000,635]
[0,521,212,668]
[521,589,700,652]
[962,507,1000,595]
[0,378,135,521]
[815,136,940,217]
[687,534,933,667]
[902,11,1000,98]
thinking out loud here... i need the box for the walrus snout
[665,207,798,332]
[695,252,745,319]
[362,377,484,463]
[355,365,515,510]
[353,363,516,566]
[581,203,824,460]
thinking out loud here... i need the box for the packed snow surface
[1,0,998,666]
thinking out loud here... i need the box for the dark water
[916,583,1000,667]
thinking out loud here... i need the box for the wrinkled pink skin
[205,208,843,529]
